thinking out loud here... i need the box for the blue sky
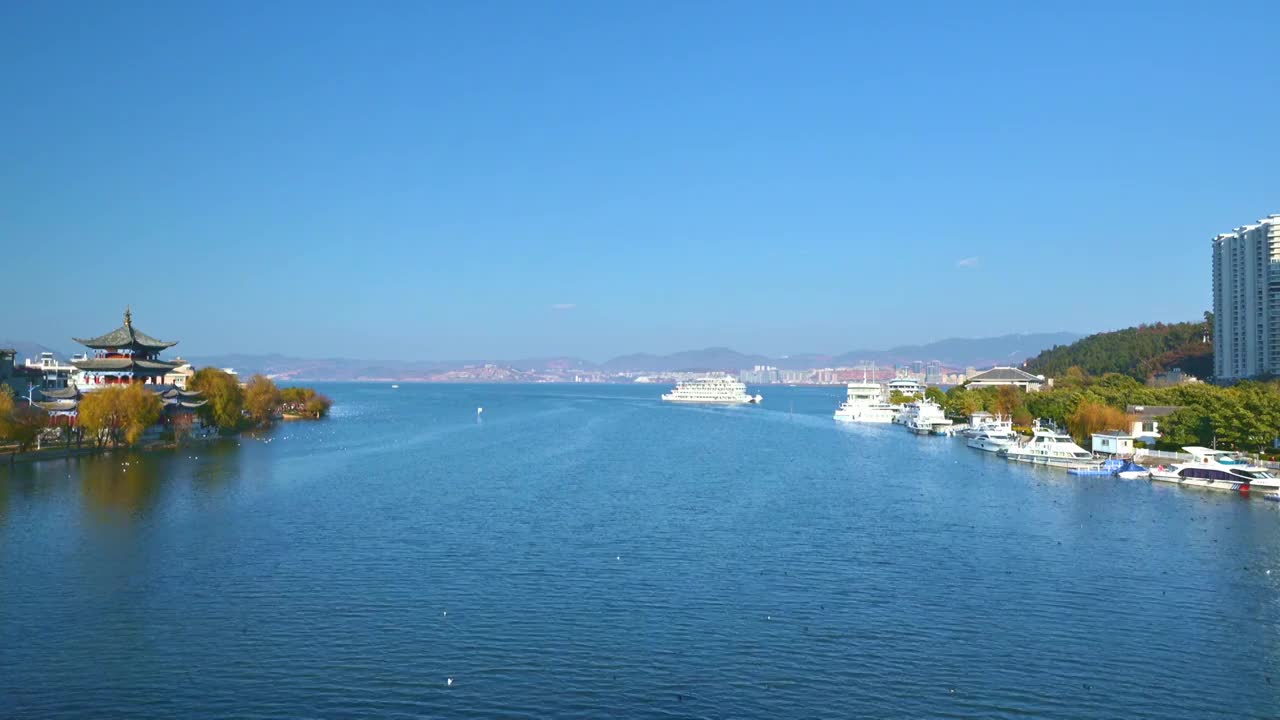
[3,1,1276,360]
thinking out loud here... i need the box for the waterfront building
[1125,404,1180,443]
[0,348,18,397]
[23,352,76,389]
[1212,214,1280,379]
[71,308,185,390]
[965,366,1046,392]
[1091,431,1136,456]
[164,359,195,389]
[33,386,83,423]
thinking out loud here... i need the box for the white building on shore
[1212,214,1280,380]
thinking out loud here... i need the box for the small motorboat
[1114,459,1150,480]
[1068,459,1126,476]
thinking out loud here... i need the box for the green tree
[190,368,245,432]
[888,390,913,405]
[924,386,946,405]
[944,386,982,418]
[243,374,282,426]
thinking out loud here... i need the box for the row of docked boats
[832,379,957,435]
[830,378,1280,499]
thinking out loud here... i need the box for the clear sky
[3,1,1277,361]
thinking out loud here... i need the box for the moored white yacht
[1149,447,1280,495]
[833,381,897,423]
[961,412,1014,439]
[900,399,953,435]
[661,376,762,405]
[966,428,1019,453]
[1000,424,1099,469]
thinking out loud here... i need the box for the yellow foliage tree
[0,385,14,441]
[78,384,162,447]
[120,383,162,446]
[1066,400,1133,445]
[77,387,126,447]
[243,374,282,426]
[189,368,245,432]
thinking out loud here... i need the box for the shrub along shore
[1,370,331,462]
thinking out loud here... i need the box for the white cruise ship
[833,381,897,423]
[661,376,762,405]
[1001,425,1098,469]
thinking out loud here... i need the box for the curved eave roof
[34,400,78,412]
[39,387,81,399]
[163,399,207,409]
[73,324,178,351]
[72,358,181,371]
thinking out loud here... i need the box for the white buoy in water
[477,407,484,415]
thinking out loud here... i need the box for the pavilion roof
[38,387,81,400]
[968,366,1045,383]
[71,358,182,371]
[34,400,79,412]
[73,308,178,351]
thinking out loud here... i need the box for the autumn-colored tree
[0,385,14,441]
[1066,400,1133,445]
[77,385,161,447]
[993,385,1024,417]
[280,386,332,418]
[243,374,282,426]
[303,392,332,418]
[8,404,48,451]
[78,388,127,447]
[888,390,913,405]
[190,368,245,432]
[944,386,982,419]
[119,383,162,446]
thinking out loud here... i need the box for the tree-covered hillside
[1024,315,1212,380]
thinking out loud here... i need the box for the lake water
[2,383,1278,718]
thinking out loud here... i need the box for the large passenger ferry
[833,381,897,423]
[661,376,762,405]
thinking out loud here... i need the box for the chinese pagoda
[71,307,184,389]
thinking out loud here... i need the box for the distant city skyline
[5,3,1275,359]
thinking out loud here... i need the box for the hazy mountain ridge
[181,332,1081,379]
[5,332,1081,380]
[0,340,69,363]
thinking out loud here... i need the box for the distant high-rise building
[1212,214,1280,379]
[911,360,925,375]
[924,360,943,385]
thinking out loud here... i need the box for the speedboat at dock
[1148,447,1280,495]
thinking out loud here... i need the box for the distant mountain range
[0,340,67,363]
[177,332,1080,379]
[3,332,1082,381]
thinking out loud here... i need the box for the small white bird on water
[446,677,454,687]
